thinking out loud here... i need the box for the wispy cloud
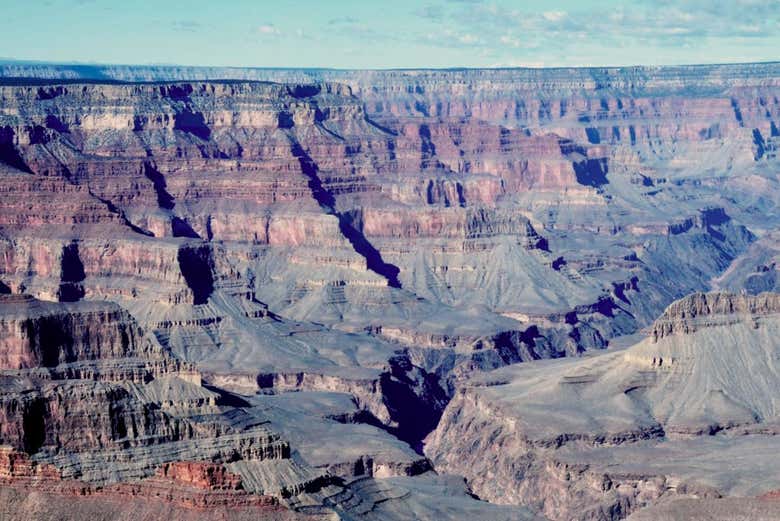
[327,16,360,26]
[542,11,566,22]
[411,0,779,62]
[257,23,281,36]
[325,16,399,43]
[172,20,202,32]
[415,5,444,21]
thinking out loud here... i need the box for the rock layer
[426,292,780,520]
[1,62,780,520]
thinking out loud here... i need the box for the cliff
[426,291,780,520]
[0,62,779,520]
[649,291,780,340]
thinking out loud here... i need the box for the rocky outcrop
[0,446,61,480]
[426,291,780,520]
[156,461,244,490]
[0,296,342,518]
[626,495,780,521]
[650,291,780,340]
[0,448,285,512]
[0,295,179,376]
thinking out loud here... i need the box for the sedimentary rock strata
[0,62,779,519]
[0,449,308,521]
[426,292,780,520]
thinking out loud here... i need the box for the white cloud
[407,0,780,66]
[257,24,280,35]
[500,35,521,47]
[542,10,566,22]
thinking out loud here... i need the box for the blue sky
[2,0,779,68]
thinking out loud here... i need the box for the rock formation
[426,292,780,520]
[0,62,778,519]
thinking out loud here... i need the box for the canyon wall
[0,62,779,519]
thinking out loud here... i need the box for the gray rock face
[626,495,780,521]
[649,291,780,340]
[425,292,780,520]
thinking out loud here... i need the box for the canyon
[0,61,778,519]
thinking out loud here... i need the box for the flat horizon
[2,57,780,73]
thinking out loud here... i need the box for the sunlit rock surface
[426,292,780,520]
[0,62,779,519]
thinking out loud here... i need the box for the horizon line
[2,57,780,73]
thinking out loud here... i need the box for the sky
[1,0,779,69]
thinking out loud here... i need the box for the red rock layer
[0,449,279,511]
[0,295,168,371]
[156,461,243,491]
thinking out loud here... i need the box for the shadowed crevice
[143,162,175,210]
[202,385,252,408]
[277,111,295,129]
[585,127,601,144]
[22,399,47,453]
[379,352,450,452]
[573,158,609,187]
[0,126,32,173]
[171,216,200,238]
[338,216,402,288]
[45,115,69,133]
[160,84,194,100]
[88,189,154,237]
[36,86,66,100]
[174,107,211,140]
[58,242,85,302]
[143,162,200,237]
[287,134,402,288]
[731,98,744,126]
[418,124,436,157]
[364,116,399,136]
[753,128,766,160]
[287,84,321,99]
[160,85,212,140]
[177,244,214,305]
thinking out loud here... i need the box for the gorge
[0,61,779,520]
